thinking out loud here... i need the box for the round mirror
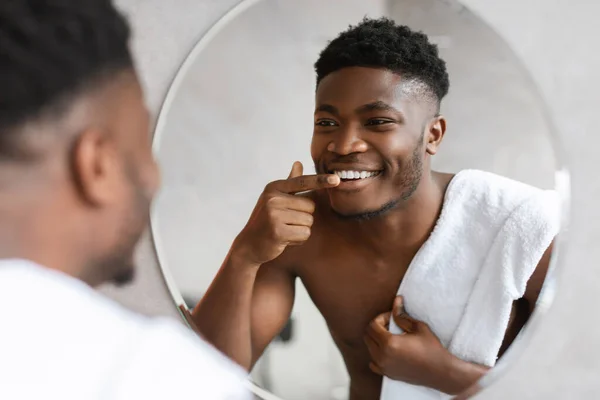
[151,0,567,399]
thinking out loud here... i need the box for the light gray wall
[103,0,600,399]
[453,1,600,399]
[390,0,555,185]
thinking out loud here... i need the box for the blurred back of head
[0,0,132,155]
[0,0,159,286]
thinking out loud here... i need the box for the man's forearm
[191,249,260,371]
[438,355,490,395]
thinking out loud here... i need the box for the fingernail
[394,298,403,315]
[327,175,339,184]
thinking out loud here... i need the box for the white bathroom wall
[103,0,600,398]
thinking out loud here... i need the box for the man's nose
[327,126,368,155]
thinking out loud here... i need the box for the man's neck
[0,201,94,285]
[325,171,453,257]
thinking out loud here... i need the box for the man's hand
[231,161,339,266]
[453,382,483,400]
[364,296,489,395]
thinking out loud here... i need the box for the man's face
[91,73,160,285]
[311,67,439,219]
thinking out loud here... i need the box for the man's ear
[71,128,120,206]
[425,115,446,155]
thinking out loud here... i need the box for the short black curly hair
[315,17,449,106]
[0,0,133,160]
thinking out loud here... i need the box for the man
[193,18,556,399]
[0,1,249,399]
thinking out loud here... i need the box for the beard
[99,165,151,287]
[330,133,425,222]
[89,237,137,287]
[102,256,136,286]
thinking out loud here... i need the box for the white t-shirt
[0,259,251,400]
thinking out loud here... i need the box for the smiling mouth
[329,169,382,182]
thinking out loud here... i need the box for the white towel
[380,169,560,400]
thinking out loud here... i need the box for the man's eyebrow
[315,101,405,118]
[355,101,400,114]
[314,104,339,116]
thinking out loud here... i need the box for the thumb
[288,161,303,179]
[392,295,405,317]
[392,296,417,333]
[393,312,418,334]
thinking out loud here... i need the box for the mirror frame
[149,0,572,398]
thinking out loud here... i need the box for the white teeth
[333,170,379,180]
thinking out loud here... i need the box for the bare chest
[295,245,411,362]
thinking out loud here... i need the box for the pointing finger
[272,174,340,194]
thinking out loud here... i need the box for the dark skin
[0,70,159,287]
[193,67,554,399]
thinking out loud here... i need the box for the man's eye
[366,119,393,126]
[315,120,337,127]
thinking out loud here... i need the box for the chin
[111,266,135,286]
[104,253,136,287]
[330,199,399,221]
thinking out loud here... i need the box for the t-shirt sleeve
[112,318,252,400]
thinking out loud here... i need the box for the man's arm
[442,240,556,394]
[190,162,339,371]
[523,240,554,312]
[497,240,555,357]
[191,252,295,371]
[445,240,555,397]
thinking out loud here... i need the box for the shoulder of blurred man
[0,259,251,400]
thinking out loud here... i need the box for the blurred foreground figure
[0,1,250,399]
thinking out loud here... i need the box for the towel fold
[380,170,560,400]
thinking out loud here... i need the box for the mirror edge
[149,0,264,315]
[147,0,574,398]
[449,2,573,396]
